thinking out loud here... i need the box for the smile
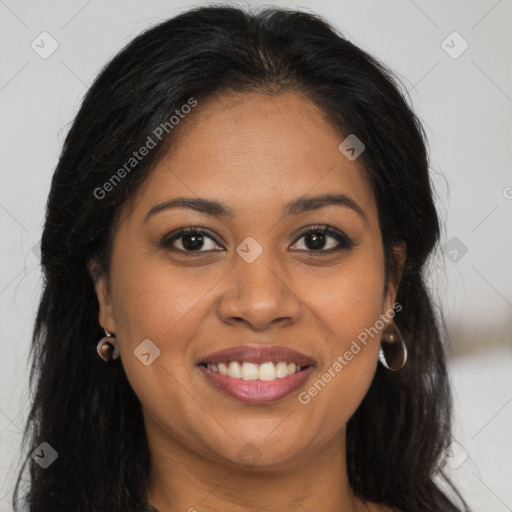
[198,362,315,403]
[202,361,306,380]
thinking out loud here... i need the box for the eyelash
[160,224,354,255]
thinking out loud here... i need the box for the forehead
[121,91,377,224]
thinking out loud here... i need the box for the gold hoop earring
[379,323,407,371]
[96,328,120,362]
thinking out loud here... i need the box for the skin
[92,91,405,512]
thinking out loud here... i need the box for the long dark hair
[13,5,469,511]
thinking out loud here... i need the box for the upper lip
[197,345,317,366]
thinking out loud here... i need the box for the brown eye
[291,225,353,253]
[162,227,223,253]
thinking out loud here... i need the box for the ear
[88,259,116,333]
[383,242,407,314]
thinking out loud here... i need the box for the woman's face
[94,91,402,470]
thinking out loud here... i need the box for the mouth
[198,360,310,378]
[196,345,316,404]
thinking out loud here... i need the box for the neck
[145,420,365,512]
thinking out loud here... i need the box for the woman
[13,5,469,512]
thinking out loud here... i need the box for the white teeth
[227,361,241,378]
[258,362,276,381]
[241,362,259,380]
[275,361,289,378]
[205,361,306,380]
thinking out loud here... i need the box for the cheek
[293,250,385,423]
[107,253,214,436]
[107,247,223,392]
[297,252,386,345]
[109,249,212,342]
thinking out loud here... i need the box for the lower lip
[198,365,315,404]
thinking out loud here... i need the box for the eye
[161,224,353,255]
[161,227,223,253]
[290,224,353,253]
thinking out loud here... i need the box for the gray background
[1,0,511,510]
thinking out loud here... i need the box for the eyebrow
[144,193,367,223]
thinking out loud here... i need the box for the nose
[216,248,302,331]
